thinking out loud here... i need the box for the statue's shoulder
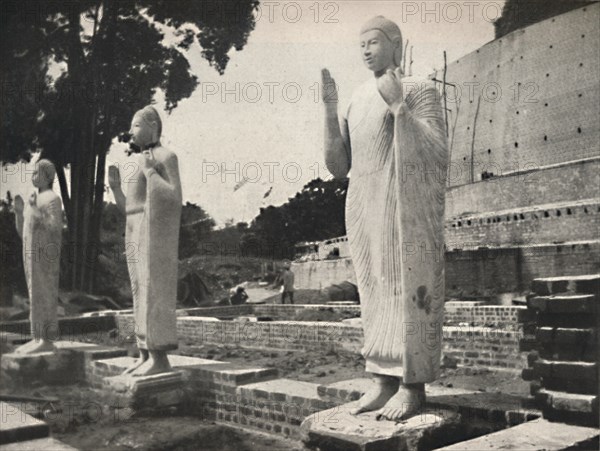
[38,190,61,204]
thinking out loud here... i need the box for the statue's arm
[108,165,126,215]
[14,208,24,240]
[322,69,351,179]
[324,105,351,179]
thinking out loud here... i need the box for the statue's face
[32,163,52,188]
[129,112,155,149]
[360,29,396,73]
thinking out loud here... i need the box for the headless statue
[13,159,62,354]
[322,16,448,421]
[109,106,182,376]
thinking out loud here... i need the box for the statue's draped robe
[23,193,62,341]
[341,77,447,383]
[126,150,181,351]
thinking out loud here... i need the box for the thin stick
[409,45,414,76]
[470,95,482,183]
[443,51,449,137]
[402,39,409,73]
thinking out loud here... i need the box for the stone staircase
[520,274,599,427]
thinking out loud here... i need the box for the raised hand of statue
[140,151,159,173]
[28,192,37,207]
[108,165,121,191]
[376,68,404,113]
[321,68,339,107]
[14,195,24,214]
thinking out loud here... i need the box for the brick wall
[293,242,600,294]
[446,241,600,293]
[446,159,600,218]
[114,303,527,372]
[446,201,599,249]
[443,4,600,187]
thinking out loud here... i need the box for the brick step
[436,418,599,450]
[220,378,336,439]
[536,327,597,346]
[528,294,598,314]
[88,355,279,417]
[535,389,599,426]
[536,312,597,328]
[317,378,540,427]
[534,327,598,362]
[532,274,600,296]
[532,359,597,383]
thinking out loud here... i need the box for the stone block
[101,371,184,411]
[0,437,76,450]
[301,404,463,451]
[532,275,600,296]
[528,294,597,314]
[436,418,599,450]
[0,402,49,445]
[1,341,122,387]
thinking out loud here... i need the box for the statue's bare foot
[122,349,148,375]
[350,375,399,415]
[14,340,56,354]
[130,351,172,377]
[376,383,425,421]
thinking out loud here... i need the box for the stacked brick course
[521,274,599,426]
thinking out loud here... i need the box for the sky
[1,1,500,225]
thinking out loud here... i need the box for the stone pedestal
[101,372,184,412]
[0,402,49,445]
[1,341,126,387]
[300,403,463,451]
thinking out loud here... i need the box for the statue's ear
[393,36,403,67]
[150,121,160,141]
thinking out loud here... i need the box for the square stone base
[0,402,49,446]
[101,371,184,412]
[1,342,126,387]
[301,403,463,451]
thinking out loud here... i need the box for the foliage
[0,0,259,291]
[179,201,216,258]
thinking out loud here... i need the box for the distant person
[280,262,295,304]
[230,286,249,305]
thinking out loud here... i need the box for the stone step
[0,437,77,450]
[528,294,598,313]
[0,402,49,445]
[537,311,597,328]
[536,327,597,346]
[535,389,599,415]
[436,418,599,450]
[88,354,279,417]
[534,327,598,364]
[532,274,600,296]
[532,359,597,383]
